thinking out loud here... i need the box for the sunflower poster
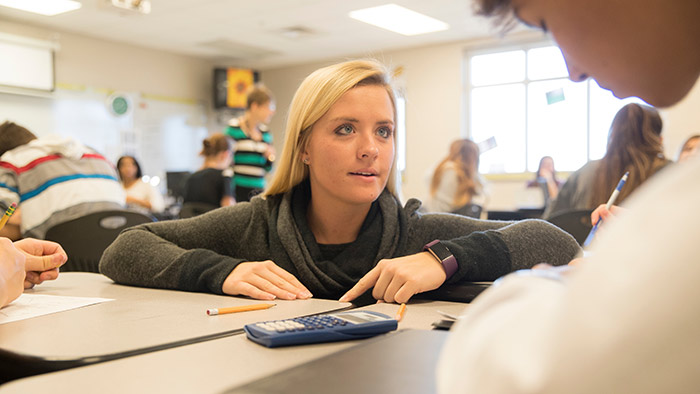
[226,68,255,109]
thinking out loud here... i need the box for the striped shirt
[0,135,125,238]
[224,118,273,190]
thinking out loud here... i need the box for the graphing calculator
[244,310,398,348]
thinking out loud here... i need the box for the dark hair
[527,156,560,186]
[116,155,143,181]
[589,103,666,206]
[246,85,275,109]
[0,121,38,157]
[199,133,232,158]
[473,0,517,29]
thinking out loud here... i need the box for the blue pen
[583,171,629,247]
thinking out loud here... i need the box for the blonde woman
[100,59,578,304]
[427,139,486,213]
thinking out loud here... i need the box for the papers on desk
[0,293,113,325]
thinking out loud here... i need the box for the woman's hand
[340,252,447,304]
[591,204,625,225]
[0,237,26,307]
[222,260,312,301]
[13,238,67,289]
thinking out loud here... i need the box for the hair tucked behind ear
[263,59,399,199]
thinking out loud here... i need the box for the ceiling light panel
[349,3,449,36]
[0,0,81,16]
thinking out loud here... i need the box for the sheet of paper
[0,293,113,325]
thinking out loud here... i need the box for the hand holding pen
[583,172,629,247]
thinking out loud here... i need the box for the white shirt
[125,180,165,213]
[437,155,700,393]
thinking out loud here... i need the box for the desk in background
[0,273,350,382]
[0,300,468,393]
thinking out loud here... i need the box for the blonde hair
[263,59,399,198]
[430,139,482,207]
[199,133,231,158]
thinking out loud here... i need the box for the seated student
[425,138,488,214]
[0,121,126,240]
[526,156,562,209]
[99,59,579,303]
[117,155,165,215]
[181,133,235,217]
[0,237,67,307]
[677,134,700,162]
[543,103,671,219]
[438,1,700,393]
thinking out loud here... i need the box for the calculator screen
[333,312,385,325]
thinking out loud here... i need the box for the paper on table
[0,293,113,325]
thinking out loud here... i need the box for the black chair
[179,202,219,218]
[44,210,155,273]
[546,209,593,245]
[450,203,483,219]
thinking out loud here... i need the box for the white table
[0,273,351,382]
[0,300,469,393]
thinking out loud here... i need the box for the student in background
[117,155,165,215]
[100,59,579,304]
[543,103,671,219]
[225,85,277,202]
[0,237,67,307]
[426,138,488,213]
[526,156,562,208]
[0,121,125,240]
[438,1,700,393]
[677,134,700,162]
[181,133,235,217]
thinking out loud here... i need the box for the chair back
[546,209,593,245]
[44,210,155,272]
[450,203,483,219]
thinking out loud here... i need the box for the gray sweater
[100,182,580,300]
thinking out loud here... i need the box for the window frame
[463,39,601,175]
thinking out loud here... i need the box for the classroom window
[467,44,644,174]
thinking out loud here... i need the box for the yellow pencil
[0,203,17,231]
[206,303,276,316]
[395,303,407,322]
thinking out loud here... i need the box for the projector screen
[0,36,54,92]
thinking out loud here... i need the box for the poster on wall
[213,68,259,109]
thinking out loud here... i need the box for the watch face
[429,242,452,261]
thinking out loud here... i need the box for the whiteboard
[0,89,209,194]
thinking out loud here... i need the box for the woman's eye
[336,124,354,135]
[377,127,393,138]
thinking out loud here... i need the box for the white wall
[2,19,698,210]
[0,20,216,192]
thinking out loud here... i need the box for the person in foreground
[438,1,700,393]
[0,237,67,307]
[100,59,579,304]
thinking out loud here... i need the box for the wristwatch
[423,240,458,280]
